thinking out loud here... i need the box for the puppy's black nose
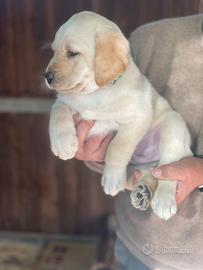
[44,72,54,84]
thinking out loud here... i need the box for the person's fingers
[76,120,95,146]
[152,162,183,180]
[75,134,106,161]
[175,181,183,204]
[132,170,142,184]
[85,132,114,153]
[176,192,184,204]
[86,135,105,149]
[76,131,113,161]
[94,134,114,160]
[81,134,113,161]
[175,181,192,204]
[97,132,115,151]
[73,113,95,144]
[73,113,81,125]
[152,164,186,204]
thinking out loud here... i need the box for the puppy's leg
[130,169,158,211]
[102,121,151,196]
[49,100,78,160]
[127,169,158,211]
[79,91,153,196]
[151,111,192,220]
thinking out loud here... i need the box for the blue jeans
[115,239,151,270]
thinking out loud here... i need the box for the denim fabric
[115,239,151,270]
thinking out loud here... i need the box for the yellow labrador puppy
[45,11,192,220]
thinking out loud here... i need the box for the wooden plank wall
[0,0,199,234]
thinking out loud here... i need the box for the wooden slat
[0,114,114,233]
[0,98,53,113]
[0,0,199,97]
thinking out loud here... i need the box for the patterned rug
[0,233,98,270]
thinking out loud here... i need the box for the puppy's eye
[67,50,79,58]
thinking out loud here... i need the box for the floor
[0,232,116,270]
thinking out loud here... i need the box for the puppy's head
[45,11,129,94]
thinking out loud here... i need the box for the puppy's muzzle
[44,71,55,85]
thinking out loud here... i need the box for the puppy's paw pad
[151,192,177,220]
[51,134,78,160]
[130,183,152,211]
[101,167,126,196]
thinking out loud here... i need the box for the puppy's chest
[88,120,119,137]
[58,94,119,136]
[60,95,95,114]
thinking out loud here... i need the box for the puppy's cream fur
[46,11,192,220]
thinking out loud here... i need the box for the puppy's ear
[95,31,129,87]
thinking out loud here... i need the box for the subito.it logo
[142,243,154,255]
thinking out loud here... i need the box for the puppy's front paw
[151,185,177,220]
[51,133,78,160]
[101,166,126,196]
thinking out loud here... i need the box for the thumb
[133,170,142,184]
[152,162,183,180]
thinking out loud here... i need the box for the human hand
[73,114,114,162]
[133,157,203,204]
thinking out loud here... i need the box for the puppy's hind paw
[151,191,177,220]
[130,182,152,211]
[101,166,126,196]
